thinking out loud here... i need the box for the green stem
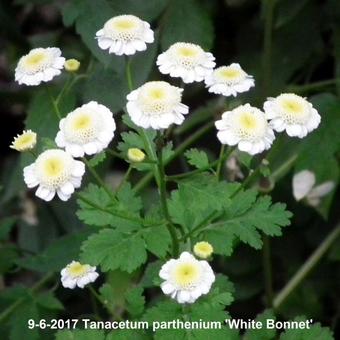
[88,285,101,319]
[0,272,54,324]
[116,165,133,192]
[106,149,125,160]
[287,78,340,94]
[125,57,134,91]
[134,121,215,192]
[263,234,274,307]
[139,128,160,185]
[273,224,340,310]
[47,88,61,120]
[82,157,116,202]
[156,136,179,257]
[180,211,220,242]
[216,145,226,180]
[56,74,73,106]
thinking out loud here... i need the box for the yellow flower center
[174,262,200,288]
[43,157,65,177]
[149,88,166,100]
[178,46,198,58]
[239,112,258,130]
[72,113,93,131]
[280,98,304,115]
[138,81,181,116]
[24,52,47,70]
[67,262,89,278]
[220,68,241,79]
[113,18,137,31]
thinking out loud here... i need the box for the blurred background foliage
[0,0,340,339]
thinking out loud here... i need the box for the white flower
[55,101,116,158]
[96,14,154,56]
[10,130,37,152]
[293,170,335,207]
[15,47,65,86]
[61,261,99,289]
[159,251,215,304]
[126,81,189,129]
[23,149,85,202]
[193,242,214,259]
[205,63,254,97]
[157,42,215,83]
[264,93,321,138]
[215,104,275,155]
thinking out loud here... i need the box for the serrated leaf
[244,309,276,340]
[168,174,237,231]
[125,287,145,317]
[142,224,171,258]
[279,316,334,340]
[185,148,210,169]
[140,261,162,288]
[203,189,292,252]
[77,183,143,231]
[87,152,106,167]
[81,229,147,272]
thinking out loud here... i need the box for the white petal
[293,170,315,201]
[308,181,335,199]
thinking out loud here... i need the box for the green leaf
[140,261,162,288]
[142,224,171,258]
[106,329,149,340]
[203,189,292,253]
[77,183,142,231]
[125,287,145,317]
[62,0,123,69]
[56,330,106,340]
[25,89,76,141]
[108,0,169,21]
[83,65,126,112]
[36,292,63,310]
[99,270,135,313]
[0,244,18,274]
[184,148,210,169]
[168,174,236,231]
[0,216,17,241]
[88,152,106,167]
[80,228,147,272]
[279,316,334,340]
[160,0,214,50]
[244,309,276,340]
[17,230,91,272]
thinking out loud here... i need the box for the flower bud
[64,59,80,72]
[193,241,213,259]
[10,130,37,152]
[128,148,145,163]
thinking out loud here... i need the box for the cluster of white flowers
[13,13,325,299]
